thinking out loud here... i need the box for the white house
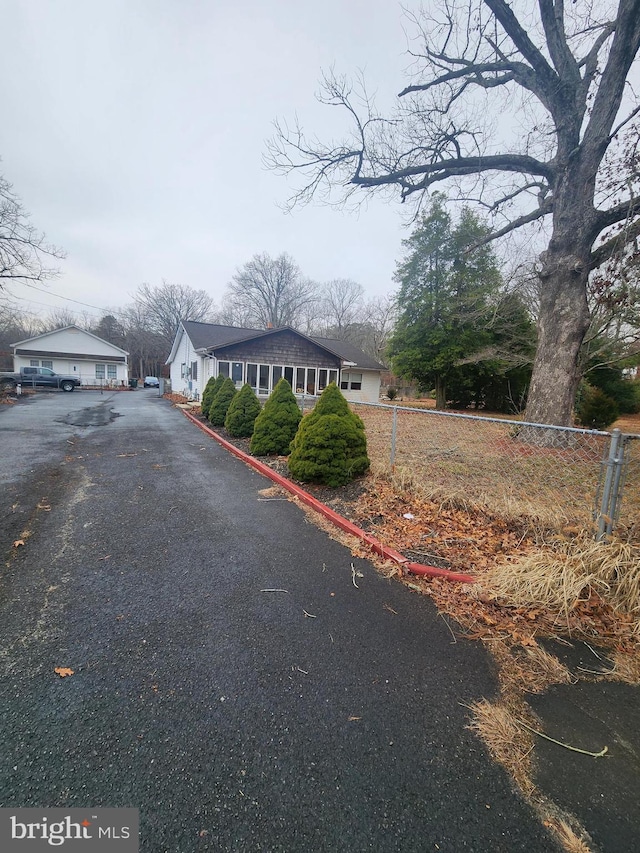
[11,326,129,387]
[166,321,384,403]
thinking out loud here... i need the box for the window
[23,367,37,375]
[30,359,39,367]
[259,364,269,394]
[340,372,362,391]
[329,370,338,386]
[95,363,106,379]
[272,365,282,385]
[318,369,328,391]
[306,368,316,395]
[247,363,258,388]
[284,366,294,386]
[191,361,198,381]
[295,367,306,393]
[232,362,243,383]
[107,364,117,380]
[42,360,53,370]
[218,361,230,377]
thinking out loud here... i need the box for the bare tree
[268,0,640,425]
[0,173,64,288]
[225,253,318,329]
[134,281,216,348]
[319,278,365,334]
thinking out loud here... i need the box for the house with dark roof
[166,321,384,402]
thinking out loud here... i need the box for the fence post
[597,429,623,541]
[390,406,398,471]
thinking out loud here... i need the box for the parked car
[143,376,160,388]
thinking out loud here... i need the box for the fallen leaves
[54,667,74,678]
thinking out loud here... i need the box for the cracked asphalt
[0,390,558,852]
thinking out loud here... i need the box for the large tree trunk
[525,243,592,427]
[435,375,446,410]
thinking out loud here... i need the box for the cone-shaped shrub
[250,378,302,456]
[288,383,370,486]
[225,383,261,437]
[208,377,237,426]
[201,373,226,418]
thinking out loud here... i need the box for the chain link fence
[349,402,640,541]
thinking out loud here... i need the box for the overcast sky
[1,0,416,324]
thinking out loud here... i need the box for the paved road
[0,390,558,852]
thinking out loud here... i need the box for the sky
[1,0,414,324]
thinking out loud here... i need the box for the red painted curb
[183,410,475,584]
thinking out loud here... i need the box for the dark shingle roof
[182,320,263,351]
[181,321,384,371]
[310,337,385,371]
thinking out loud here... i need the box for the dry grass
[478,535,640,635]
[467,698,536,795]
[352,402,640,540]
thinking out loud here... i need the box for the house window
[306,368,316,395]
[191,361,198,381]
[30,359,39,367]
[42,360,53,370]
[340,372,362,391]
[231,362,243,384]
[329,370,338,386]
[107,364,117,380]
[318,369,328,391]
[295,367,306,393]
[284,366,294,386]
[96,363,106,380]
[247,363,258,388]
[218,361,230,377]
[272,365,283,385]
[259,364,269,394]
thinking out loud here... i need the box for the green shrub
[208,377,237,426]
[201,374,226,418]
[250,378,302,455]
[288,382,370,486]
[225,383,261,437]
[387,386,398,401]
[575,382,620,430]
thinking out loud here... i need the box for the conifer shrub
[575,382,619,430]
[208,377,237,426]
[250,378,302,455]
[288,382,370,486]
[201,373,225,418]
[225,383,261,437]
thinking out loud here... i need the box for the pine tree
[225,383,262,437]
[250,378,302,455]
[208,377,237,427]
[288,383,370,486]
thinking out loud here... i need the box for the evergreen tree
[250,378,302,456]
[208,377,237,427]
[225,383,262,437]
[201,373,225,419]
[288,383,370,486]
[388,194,534,410]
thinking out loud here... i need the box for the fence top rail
[351,400,622,438]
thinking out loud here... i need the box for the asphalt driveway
[0,390,558,851]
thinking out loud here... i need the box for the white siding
[342,370,381,403]
[17,327,127,358]
[14,354,128,387]
[168,329,208,400]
